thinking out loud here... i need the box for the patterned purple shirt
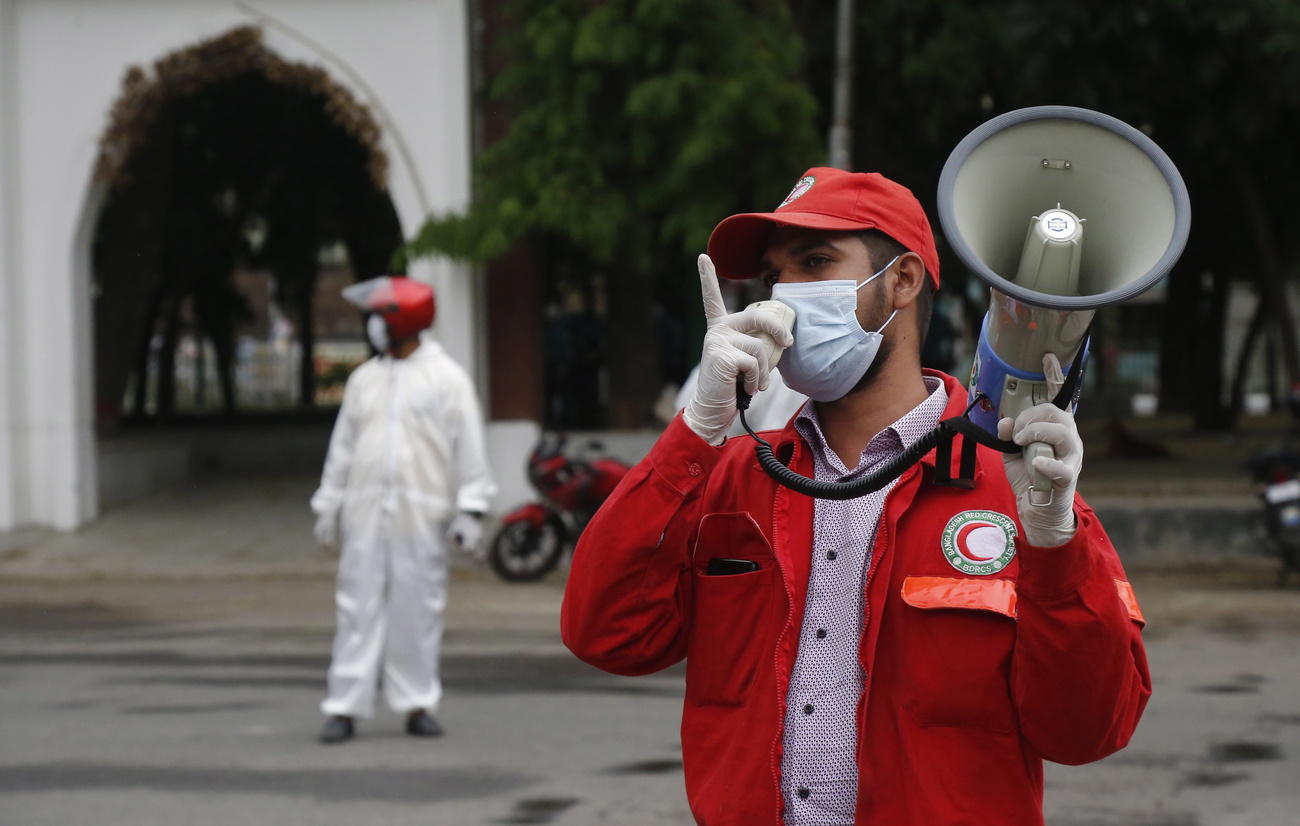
[781,377,948,824]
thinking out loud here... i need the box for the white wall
[0,0,474,530]
[0,0,19,531]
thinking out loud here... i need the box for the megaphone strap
[930,413,1021,489]
[1051,330,1092,412]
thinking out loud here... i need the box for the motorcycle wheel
[488,518,565,583]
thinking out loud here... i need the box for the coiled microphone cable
[736,387,1021,500]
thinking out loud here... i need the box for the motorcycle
[488,433,631,582]
[1246,444,1300,585]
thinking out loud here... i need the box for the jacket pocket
[687,512,777,706]
[898,575,1017,731]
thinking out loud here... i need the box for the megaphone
[938,106,1191,503]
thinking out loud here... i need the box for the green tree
[796,0,1300,429]
[980,0,1300,428]
[407,0,822,427]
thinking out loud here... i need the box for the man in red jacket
[561,168,1150,826]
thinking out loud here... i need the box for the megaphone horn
[937,106,1191,502]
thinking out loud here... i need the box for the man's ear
[890,252,928,308]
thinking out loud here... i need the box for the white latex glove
[996,353,1083,548]
[313,509,340,551]
[448,512,485,557]
[682,254,794,445]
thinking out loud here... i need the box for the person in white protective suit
[312,275,496,744]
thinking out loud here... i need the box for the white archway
[0,0,473,530]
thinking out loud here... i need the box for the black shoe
[405,710,443,737]
[319,715,354,744]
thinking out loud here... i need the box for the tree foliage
[410,1,1300,429]
[408,0,822,270]
[796,0,1300,427]
[407,0,821,426]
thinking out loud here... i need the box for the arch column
[1,0,96,531]
[0,0,18,530]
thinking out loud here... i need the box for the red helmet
[341,276,435,340]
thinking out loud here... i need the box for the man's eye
[805,255,830,268]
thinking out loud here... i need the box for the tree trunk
[93,198,166,426]
[1265,332,1280,411]
[298,277,317,407]
[1158,262,1199,415]
[214,334,237,418]
[195,335,207,408]
[1237,170,1300,386]
[156,294,182,422]
[1230,294,1267,416]
[285,236,320,409]
[130,287,167,419]
[1192,268,1232,431]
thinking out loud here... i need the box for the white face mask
[366,314,390,353]
[769,256,899,402]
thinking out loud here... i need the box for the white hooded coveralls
[312,340,495,718]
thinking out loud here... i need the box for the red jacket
[562,372,1150,826]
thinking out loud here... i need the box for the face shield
[341,276,436,342]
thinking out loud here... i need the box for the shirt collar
[795,376,948,476]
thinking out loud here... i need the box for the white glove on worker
[447,512,485,557]
[997,353,1084,548]
[683,254,794,445]
[313,509,340,551]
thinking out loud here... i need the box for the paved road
[0,576,691,825]
[2,566,1299,826]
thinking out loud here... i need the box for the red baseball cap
[707,167,940,288]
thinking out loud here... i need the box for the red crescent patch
[942,510,1017,575]
[956,521,1001,562]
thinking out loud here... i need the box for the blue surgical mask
[770,256,899,402]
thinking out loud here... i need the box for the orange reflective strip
[1115,579,1145,624]
[901,576,1018,618]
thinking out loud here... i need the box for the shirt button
[687,461,702,477]
[797,787,810,800]
[826,550,837,561]
[803,703,814,715]
[816,628,827,639]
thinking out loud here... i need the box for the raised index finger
[698,254,727,324]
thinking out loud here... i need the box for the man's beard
[845,287,896,397]
[848,333,894,396]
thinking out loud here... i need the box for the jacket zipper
[383,359,402,602]
[384,358,401,502]
[855,465,918,797]
[769,449,797,825]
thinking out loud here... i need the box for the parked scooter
[1246,443,1300,585]
[488,434,630,582]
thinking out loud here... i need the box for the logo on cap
[778,176,815,209]
[942,510,1017,575]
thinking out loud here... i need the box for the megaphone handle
[1025,441,1055,506]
